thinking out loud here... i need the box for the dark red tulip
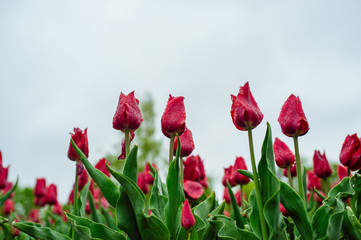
[339,134,361,171]
[0,150,2,165]
[283,163,297,177]
[273,138,296,168]
[278,94,309,137]
[307,170,321,191]
[52,203,63,216]
[95,158,111,177]
[29,209,40,223]
[118,131,135,160]
[183,180,204,200]
[280,203,288,217]
[223,187,231,204]
[231,82,263,131]
[183,155,205,182]
[112,91,143,132]
[144,162,157,185]
[137,172,149,194]
[68,189,74,205]
[173,127,195,157]
[78,169,89,191]
[198,176,208,188]
[235,190,242,206]
[3,182,14,198]
[181,199,196,230]
[68,128,89,161]
[45,184,58,205]
[35,196,46,207]
[0,165,9,189]
[222,166,236,187]
[337,165,349,181]
[34,178,46,197]
[161,95,186,138]
[313,150,332,179]
[3,199,14,215]
[230,156,250,186]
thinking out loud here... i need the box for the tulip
[161,95,186,138]
[137,172,149,194]
[222,166,236,187]
[53,203,63,216]
[273,138,295,168]
[283,163,297,177]
[0,165,9,189]
[338,165,349,182]
[173,127,195,157]
[67,128,89,162]
[339,134,361,171]
[280,203,288,217]
[183,155,205,182]
[113,91,143,132]
[95,158,111,177]
[198,176,208,188]
[78,169,89,191]
[68,189,74,205]
[235,189,242,206]
[29,209,40,223]
[34,196,46,207]
[0,150,2,165]
[230,156,250,186]
[313,150,332,179]
[144,162,157,184]
[45,184,58,205]
[231,82,263,131]
[3,182,14,198]
[3,199,14,215]
[307,170,321,191]
[181,199,196,230]
[223,187,231,204]
[183,180,204,200]
[34,178,46,197]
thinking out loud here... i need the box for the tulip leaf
[78,181,90,217]
[0,216,8,225]
[280,182,312,240]
[350,174,361,219]
[257,123,287,240]
[66,213,126,240]
[248,189,262,239]
[0,176,18,207]
[87,192,101,224]
[12,221,71,240]
[237,169,254,180]
[165,135,185,239]
[71,139,119,208]
[107,165,170,240]
[113,146,142,240]
[197,201,225,240]
[226,182,245,229]
[314,188,326,201]
[209,215,259,240]
[149,162,168,222]
[342,206,361,239]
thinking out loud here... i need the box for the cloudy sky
[1,1,361,202]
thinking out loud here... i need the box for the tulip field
[1,82,361,239]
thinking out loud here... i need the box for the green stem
[72,166,79,238]
[240,185,244,211]
[348,167,351,177]
[169,134,175,166]
[247,129,268,240]
[181,156,184,186]
[321,178,330,195]
[286,166,294,189]
[293,136,306,206]
[125,130,130,158]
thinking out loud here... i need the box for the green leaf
[71,139,119,208]
[149,162,168,222]
[107,165,170,240]
[13,221,71,240]
[0,216,8,225]
[237,169,254,180]
[314,188,326,201]
[226,182,245,229]
[101,206,118,231]
[193,192,215,229]
[78,181,90,217]
[66,213,126,240]
[280,182,312,240]
[350,174,361,219]
[198,201,225,240]
[342,206,361,239]
[165,135,185,239]
[248,189,262,239]
[0,176,18,207]
[87,192,102,224]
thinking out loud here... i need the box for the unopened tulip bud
[181,199,196,230]
[273,138,296,168]
[313,150,332,179]
[161,95,186,138]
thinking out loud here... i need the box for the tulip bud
[78,169,89,191]
[45,184,58,205]
[230,156,250,186]
[181,199,196,230]
[0,165,9,189]
[113,91,143,132]
[118,132,135,160]
[339,134,361,171]
[223,187,231,204]
[231,82,263,131]
[29,209,40,223]
[278,94,309,137]
[137,172,149,194]
[173,127,195,157]
[222,166,236,187]
[313,150,332,179]
[280,203,288,217]
[34,196,46,207]
[34,178,46,197]
[283,163,297,177]
[183,180,204,200]
[183,155,205,182]
[307,170,321,191]
[68,128,89,161]
[3,199,14,215]
[95,158,111,177]
[337,165,349,181]
[52,203,63,216]
[161,95,186,138]
[235,190,242,206]
[273,138,296,168]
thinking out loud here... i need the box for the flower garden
[1,82,361,239]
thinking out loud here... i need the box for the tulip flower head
[3,199,14,215]
[283,163,297,177]
[223,187,231,204]
[0,165,9,189]
[313,150,332,179]
[181,199,196,230]
[68,128,89,162]
[231,82,263,131]
[34,178,46,197]
[307,170,321,191]
[95,158,111,177]
[112,91,143,132]
[339,134,361,171]
[183,180,204,200]
[230,156,250,186]
[278,94,309,137]
[183,155,205,182]
[173,126,195,157]
[137,172,150,194]
[161,95,186,138]
[222,166,236,187]
[273,138,296,168]
[337,165,349,181]
[45,184,58,205]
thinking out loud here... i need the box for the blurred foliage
[14,187,34,217]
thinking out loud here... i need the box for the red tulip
[0,165,9,189]
[273,138,296,168]
[181,199,196,230]
[198,176,208,188]
[68,128,89,161]
[34,178,46,197]
[313,150,332,179]
[183,155,205,182]
[112,91,143,132]
[183,180,204,200]
[173,127,195,157]
[278,94,309,137]
[283,163,297,177]
[280,203,288,217]
[3,199,14,215]
[223,187,231,204]
[222,166,236,187]
[231,82,263,131]
[78,169,89,191]
[161,95,186,138]
[35,196,46,207]
[52,203,63,216]
[3,182,14,198]
[68,189,74,205]
[144,162,157,184]
[0,150,2,166]
[29,209,40,223]
[339,134,361,171]
[230,156,250,186]
[235,190,242,206]
[118,132,135,160]
[45,184,58,205]
[307,170,321,191]
[337,165,349,181]
[95,158,111,177]
[137,172,149,194]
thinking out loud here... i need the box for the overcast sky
[1,1,361,203]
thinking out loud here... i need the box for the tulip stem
[72,167,79,238]
[321,178,330,195]
[125,130,130,158]
[169,134,175,166]
[247,129,268,240]
[180,156,184,186]
[286,166,294,188]
[348,167,351,177]
[240,185,244,211]
[293,136,306,206]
